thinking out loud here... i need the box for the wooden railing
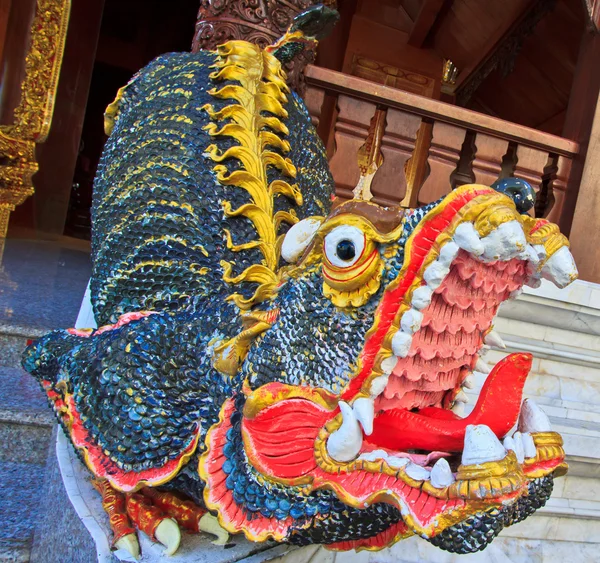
[304,65,579,223]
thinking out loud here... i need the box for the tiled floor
[0,238,91,331]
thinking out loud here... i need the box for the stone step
[0,323,47,370]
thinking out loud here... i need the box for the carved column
[192,0,336,92]
[471,133,509,186]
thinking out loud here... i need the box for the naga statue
[23,6,578,559]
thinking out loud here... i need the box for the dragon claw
[155,518,181,556]
[198,513,230,545]
[114,533,140,560]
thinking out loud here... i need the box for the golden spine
[203,41,301,310]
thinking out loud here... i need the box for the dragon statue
[23,6,578,559]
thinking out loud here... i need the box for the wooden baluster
[471,133,509,186]
[328,95,379,200]
[303,86,326,130]
[372,107,422,207]
[513,145,550,194]
[418,122,466,204]
[545,155,571,223]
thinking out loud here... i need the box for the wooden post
[471,133,509,186]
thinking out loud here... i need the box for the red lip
[366,352,532,452]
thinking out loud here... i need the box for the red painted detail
[367,353,532,451]
[342,186,495,401]
[26,339,33,346]
[326,519,410,551]
[203,399,295,541]
[523,457,566,476]
[242,397,332,480]
[323,247,377,283]
[66,311,156,338]
[529,219,549,235]
[65,395,199,492]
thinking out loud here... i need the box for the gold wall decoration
[0,0,71,250]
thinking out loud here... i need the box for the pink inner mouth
[366,251,532,453]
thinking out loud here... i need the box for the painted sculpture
[23,8,578,559]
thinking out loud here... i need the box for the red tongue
[366,353,532,452]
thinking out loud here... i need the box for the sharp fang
[423,260,450,290]
[541,246,578,288]
[359,449,388,462]
[370,375,389,397]
[380,356,398,374]
[353,397,374,436]
[400,309,423,335]
[481,220,527,261]
[438,241,460,266]
[115,533,140,559]
[518,399,552,433]
[462,424,507,465]
[522,432,537,459]
[522,244,541,265]
[430,458,455,488]
[281,218,322,263]
[411,285,433,310]
[327,401,363,462]
[455,390,469,403]
[405,463,431,481]
[484,330,506,349]
[198,513,230,545]
[462,375,475,389]
[155,518,181,556]
[391,331,412,358]
[387,456,409,468]
[513,432,525,463]
[451,402,465,416]
[453,222,484,256]
[475,358,491,374]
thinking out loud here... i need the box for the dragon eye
[324,226,365,268]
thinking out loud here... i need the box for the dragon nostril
[491,177,536,214]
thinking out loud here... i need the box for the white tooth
[359,449,388,462]
[541,247,578,288]
[513,432,525,463]
[405,463,431,481]
[523,244,541,265]
[484,330,506,349]
[475,358,491,374]
[453,222,484,256]
[438,241,460,266]
[353,397,374,436]
[522,432,537,459]
[533,244,546,262]
[451,402,465,416]
[411,285,433,310]
[423,260,450,290]
[503,435,517,454]
[400,309,423,335]
[430,458,455,488]
[479,344,491,356]
[462,375,475,389]
[327,401,363,462]
[380,356,398,374]
[455,390,469,403]
[387,456,409,468]
[370,375,389,397]
[518,399,552,433]
[481,220,527,261]
[391,331,412,358]
[461,424,507,466]
[280,217,322,263]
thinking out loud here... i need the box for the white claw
[518,399,552,433]
[430,458,455,488]
[405,463,431,481]
[281,218,322,263]
[481,221,527,261]
[391,331,413,358]
[380,356,398,375]
[370,375,389,397]
[462,424,507,466]
[411,285,433,310]
[453,222,484,256]
[198,513,230,545]
[541,246,578,288]
[475,357,491,374]
[400,309,423,335]
[462,375,475,389]
[353,397,375,436]
[455,390,469,403]
[155,518,181,556]
[423,260,450,290]
[327,401,363,462]
[115,533,140,560]
[484,330,506,349]
[522,432,537,459]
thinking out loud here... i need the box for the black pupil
[336,239,356,261]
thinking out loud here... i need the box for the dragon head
[201,182,576,552]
